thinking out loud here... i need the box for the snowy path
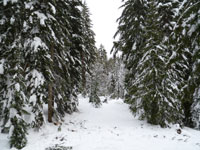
[61,96,200,150]
[1,96,200,150]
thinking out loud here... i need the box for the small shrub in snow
[10,117,28,149]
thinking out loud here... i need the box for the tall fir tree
[113,0,183,127]
[0,0,28,148]
[172,0,200,128]
[80,1,96,95]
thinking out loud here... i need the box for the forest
[0,0,199,149]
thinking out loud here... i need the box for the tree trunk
[48,83,53,122]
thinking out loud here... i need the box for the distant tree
[97,45,109,96]
[88,45,107,107]
[89,73,101,108]
[108,57,125,99]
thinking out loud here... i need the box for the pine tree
[89,74,101,108]
[23,0,55,125]
[23,0,86,122]
[0,0,97,148]
[108,57,125,99]
[182,0,200,129]
[88,45,108,107]
[172,0,200,128]
[113,0,183,127]
[10,116,28,149]
[50,0,79,117]
[97,45,109,96]
[80,1,96,96]
[0,0,28,148]
[108,74,116,98]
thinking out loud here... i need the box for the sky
[85,0,123,58]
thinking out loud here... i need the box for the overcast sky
[85,0,123,58]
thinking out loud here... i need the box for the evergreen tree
[108,74,116,98]
[89,74,101,108]
[0,0,28,148]
[113,0,183,127]
[0,0,97,148]
[23,0,56,125]
[80,1,96,95]
[97,45,109,96]
[88,45,108,107]
[192,89,200,129]
[172,0,200,128]
[108,57,125,99]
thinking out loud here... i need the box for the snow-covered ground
[1,95,200,150]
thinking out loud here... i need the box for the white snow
[8,125,14,138]
[9,108,18,119]
[0,59,4,74]
[25,69,45,95]
[31,37,47,52]
[33,11,47,25]
[10,17,15,24]
[188,24,196,36]
[15,83,20,92]
[25,1,34,10]
[0,96,200,150]
[3,0,17,6]
[132,42,136,50]
[49,2,56,14]
[49,27,57,41]
[3,0,9,6]
[0,19,5,25]
[29,94,37,104]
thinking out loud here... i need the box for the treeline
[0,0,96,149]
[84,44,125,107]
[113,0,200,129]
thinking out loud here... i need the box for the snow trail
[63,96,200,150]
[1,95,200,150]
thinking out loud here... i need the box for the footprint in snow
[55,136,67,141]
[196,143,200,147]
[184,138,189,142]
[153,135,158,138]
[163,136,166,138]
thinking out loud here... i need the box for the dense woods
[0,0,199,149]
[0,0,97,148]
[113,0,200,128]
